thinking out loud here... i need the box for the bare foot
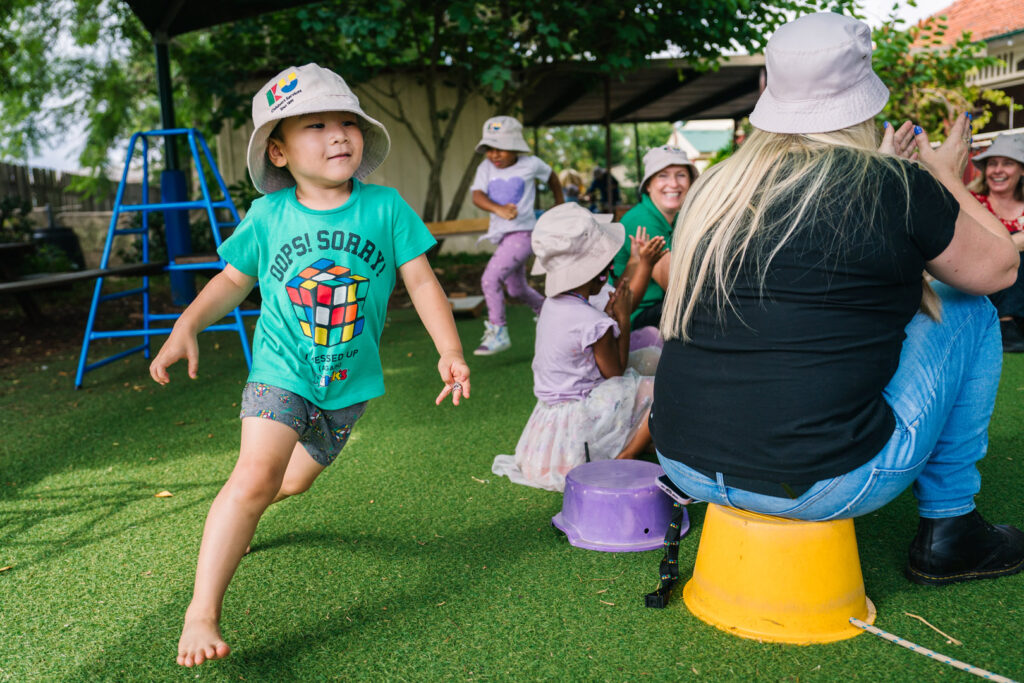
[177,611,231,667]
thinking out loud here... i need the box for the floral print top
[971,191,1024,234]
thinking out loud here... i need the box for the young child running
[148,63,470,667]
[471,116,563,355]
[491,203,659,491]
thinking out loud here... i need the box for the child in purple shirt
[492,203,659,491]
[470,116,563,355]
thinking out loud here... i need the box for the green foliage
[116,210,219,264]
[25,243,73,273]
[2,0,857,219]
[0,194,76,274]
[0,195,34,242]
[871,2,1021,139]
[539,125,631,174]
[538,121,675,202]
[227,179,262,215]
[705,142,738,169]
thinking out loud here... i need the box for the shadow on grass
[0,479,221,570]
[0,342,246,502]
[59,514,556,681]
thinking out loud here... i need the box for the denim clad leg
[902,285,1001,517]
[657,284,1001,521]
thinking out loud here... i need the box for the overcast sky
[24,0,957,173]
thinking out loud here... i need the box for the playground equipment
[75,128,256,388]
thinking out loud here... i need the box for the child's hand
[605,276,633,323]
[495,203,518,221]
[150,327,199,385]
[435,351,471,406]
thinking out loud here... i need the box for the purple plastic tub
[552,459,687,552]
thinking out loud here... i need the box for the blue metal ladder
[75,128,257,389]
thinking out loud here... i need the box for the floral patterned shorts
[239,382,367,466]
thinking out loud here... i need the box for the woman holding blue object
[653,12,1024,585]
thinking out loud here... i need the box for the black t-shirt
[653,158,958,484]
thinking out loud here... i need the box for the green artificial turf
[1,303,1022,682]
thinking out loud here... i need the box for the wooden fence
[0,162,158,213]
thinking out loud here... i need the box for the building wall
[215,73,496,224]
[970,32,1024,134]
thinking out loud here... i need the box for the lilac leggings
[482,231,544,326]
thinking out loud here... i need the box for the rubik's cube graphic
[286,259,368,346]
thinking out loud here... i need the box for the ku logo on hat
[486,120,503,132]
[266,71,299,106]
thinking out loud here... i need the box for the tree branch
[360,79,434,165]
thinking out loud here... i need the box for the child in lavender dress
[492,203,659,491]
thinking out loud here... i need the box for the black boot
[1000,319,1024,353]
[905,510,1024,586]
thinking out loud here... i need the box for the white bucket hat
[640,146,699,194]
[530,203,625,297]
[247,63,391,194]
[475,116,531,154]
[972,133,1024,169]
[749,13,890,135]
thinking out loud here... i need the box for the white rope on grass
[849,617,1018,683]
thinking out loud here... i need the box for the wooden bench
[423,219,490,317]
[0,261,169,320]
[425,217,489,237]
[0,261,169,297]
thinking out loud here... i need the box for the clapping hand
[604,274,633,324]
[629,225,667,267]
[913,112,972,184]
[879,120,918,161]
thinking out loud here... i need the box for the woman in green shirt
[613,146,698,329]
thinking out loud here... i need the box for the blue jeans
[658,283,1002,521]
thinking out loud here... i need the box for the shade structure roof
[123,0,322,37]
[522,55,766,127]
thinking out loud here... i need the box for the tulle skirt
[492,350,658,491]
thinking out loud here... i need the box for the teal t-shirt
[218,180,436,409]
[612,194,673,323]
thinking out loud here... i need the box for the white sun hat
[639,146,699,194]
[475,116,532,154]
[971,133,1024,169]
[749,13,890,135]
[246,63,391,194]
[530,203,625,297]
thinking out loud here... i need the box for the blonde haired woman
[653,13,1023,585]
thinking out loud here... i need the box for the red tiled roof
[917,0,1024,46]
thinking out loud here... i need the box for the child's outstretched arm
[651,251,671,290]
[398,254,471,405]
[149,265,256,384]
[472,190,517,221]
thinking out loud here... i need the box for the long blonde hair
[660,121,935,341]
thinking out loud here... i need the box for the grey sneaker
[474,321,511,355]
